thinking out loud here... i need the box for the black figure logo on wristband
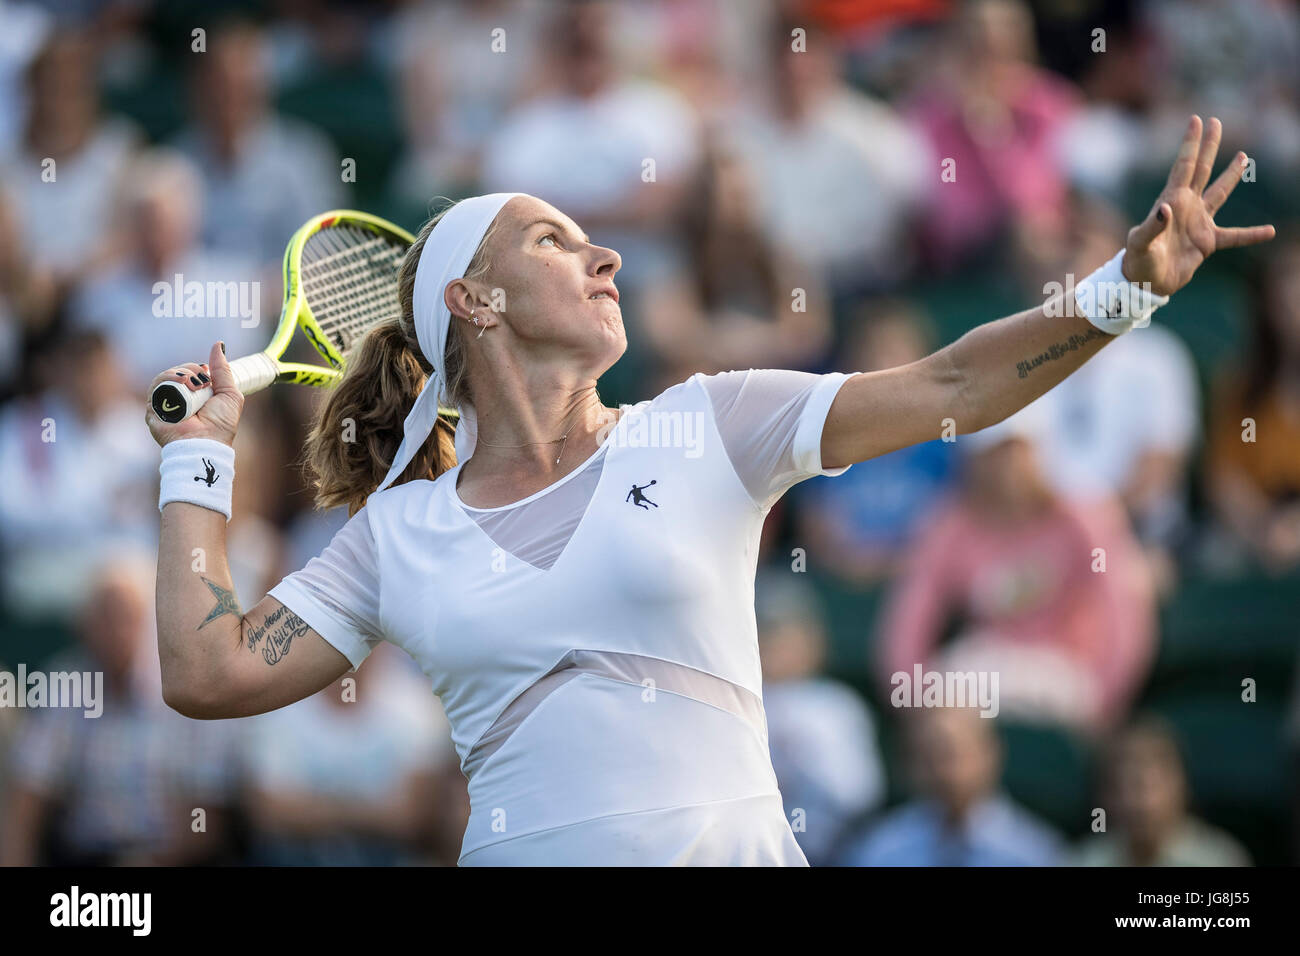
[194,459,220,487]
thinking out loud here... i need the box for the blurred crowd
[1,0,1298,866]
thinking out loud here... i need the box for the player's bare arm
[148,343,351,719]
[821,115,1276,470]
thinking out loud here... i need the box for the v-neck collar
[449,404,632,514]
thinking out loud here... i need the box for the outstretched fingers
[1166,115,1203,190]
[1203,151,1250,215]
[1214,224,1277,250]
[1191,116,1222,194]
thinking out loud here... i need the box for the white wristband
[159,438,236,521]
[1073,249,1170,335]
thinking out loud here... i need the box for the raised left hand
[1123,115,1275,296]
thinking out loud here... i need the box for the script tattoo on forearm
[1015,325,1107,379]
[245,605,310,665]
[197,578,242,630]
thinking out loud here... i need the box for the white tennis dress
[269,368,855,865]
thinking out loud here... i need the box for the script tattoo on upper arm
[1015,325,1107,379]
[197,578,242,630]
[244,604,310,665]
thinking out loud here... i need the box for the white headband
[372,192,525,497]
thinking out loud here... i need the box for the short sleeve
[268,508,384,670]
[698,369,857,510]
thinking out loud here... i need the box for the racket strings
[304,260,402,341]
[300,225,409,354]
[302,234,405,340]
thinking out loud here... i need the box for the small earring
[472,312,485,339]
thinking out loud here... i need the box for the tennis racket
[150,209,452,424]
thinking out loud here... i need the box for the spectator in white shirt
[0,329,157,617]
[171,20,342,267]
[724,14,928,293]
[67,148,266,392]
[1,29,141,283]
[387,0,548,204]
[1030,326,1199,532]
[480,0,702,293]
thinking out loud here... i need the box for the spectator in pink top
[907,0,1080,273]
[874,403,1157,734]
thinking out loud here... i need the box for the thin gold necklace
[474,396,602,465]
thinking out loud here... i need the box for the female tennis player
[148,116,1271,865]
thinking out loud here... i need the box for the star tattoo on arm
[197,577,242,630]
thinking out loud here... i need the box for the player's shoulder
[632,369,758,421]
[621,373,704,412]
[658,367,846,421]
[677,367,755,403]
[362,472,453,525]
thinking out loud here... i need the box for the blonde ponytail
[303,201,499,515]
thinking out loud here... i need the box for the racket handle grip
[150,354,278,424]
